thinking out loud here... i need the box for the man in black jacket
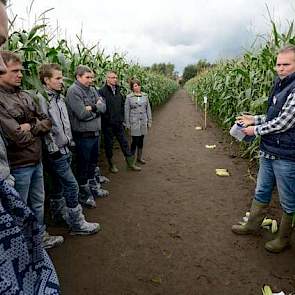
[99,71,141,173]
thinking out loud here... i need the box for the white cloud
[8,0,295,73]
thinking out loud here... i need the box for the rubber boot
[126,156,141,171]
[232,199,268,235]
[265,212,294,253]
[95,166,110,184]
[78,184,96,208]
[49,198,67,225]
[42,231,64,249]
[137,148,146,164]
[64,205,101,235]
[108,158,119,174]
[88,178,109,198]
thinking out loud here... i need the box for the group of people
[0,0,153,292]
[0,56,153,242]
[1,0,294,292]
[0,43,153,242]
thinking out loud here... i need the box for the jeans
[11,162,45,231]
[255,157,295,214]
[73,134,99,185]
[46,152,79,208]
[103,124,132,160]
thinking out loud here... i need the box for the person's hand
[148,122,152,129]
[85,106,92,111]
[242,126,255,136]
[20,123,31,131]
[96,98,103,105]
[236,114,255,127]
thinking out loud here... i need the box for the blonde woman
[125,78,152,164]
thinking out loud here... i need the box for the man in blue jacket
[232,45,295,253]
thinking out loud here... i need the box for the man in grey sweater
[66,65,108,207]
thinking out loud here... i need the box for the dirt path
[49,89,295,295]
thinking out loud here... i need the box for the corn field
[3,24,178,108]
[185,21,295,161]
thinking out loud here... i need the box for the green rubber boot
[265,212,294,253]
[232,199,268,235]
[137,148,146,164]
[108,158,119,173]
[126,156,141,171]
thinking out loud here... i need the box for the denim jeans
[73,135,99,185]
[46,152,79,208]
[11,162,45,231]
[255,157,295,214]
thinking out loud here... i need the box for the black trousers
[131,135,144,155]
[103,124,132,160]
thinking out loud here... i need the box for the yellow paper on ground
[195,126,202,130]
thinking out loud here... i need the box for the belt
[73,131,98,138]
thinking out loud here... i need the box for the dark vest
[260,72,295,160]
[98,84,125,125]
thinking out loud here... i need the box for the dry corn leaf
[215,169,230,176]
[151,276,162,284]
[205,144,216,149]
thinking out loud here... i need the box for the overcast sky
[7,0,295,73]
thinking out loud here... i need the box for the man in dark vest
[98,71,141,173]
[232,45,295,253]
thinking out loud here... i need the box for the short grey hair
[106,70,117,78]
[278,45,295,55]
[75,65,92,77]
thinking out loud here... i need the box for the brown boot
[137,148,146,164]
[265,212,294,253]
[232,199,268,235]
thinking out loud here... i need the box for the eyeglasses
[108,76,117,79]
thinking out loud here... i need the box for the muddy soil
[49,89,295,295]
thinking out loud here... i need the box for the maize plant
[185,20,295,161]
[4,24,178,108]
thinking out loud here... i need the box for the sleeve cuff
[254,126,260,135]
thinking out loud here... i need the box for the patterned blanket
[0,178,60,294]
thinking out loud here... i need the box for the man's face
[276,51,295,79]
[106,73,118,87]
[0,60,23,88]
[77,71,94,87]
[0,3,8,74]
[45,70,63,92]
